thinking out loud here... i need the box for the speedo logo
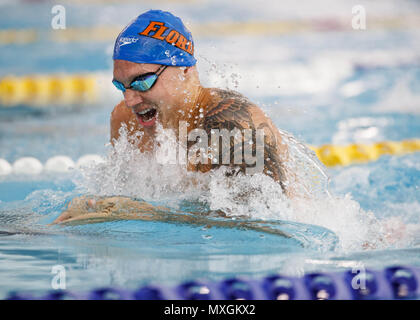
[118,36,139,47]
[139,21,194,55]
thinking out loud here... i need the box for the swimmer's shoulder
[111,100,134,123]
[201,88,288,190]
[203,88,257,130]
[205,88,283,145]
[110,100,139,143]
[203,88,273,132]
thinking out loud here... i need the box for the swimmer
[53,10,299,226]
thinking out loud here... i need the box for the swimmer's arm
[51,196,290,238]
[51,196,169,225]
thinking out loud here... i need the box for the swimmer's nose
[123,89,144,109]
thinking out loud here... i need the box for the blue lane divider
[6,266,420,300]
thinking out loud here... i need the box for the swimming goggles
[112,65,168,92]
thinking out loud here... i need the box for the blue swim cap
[113,10,196,67]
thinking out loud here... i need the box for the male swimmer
[53,10,298,227]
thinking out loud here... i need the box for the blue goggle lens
[131,74,158,91]
[112,74,158,93]
[112,80,127,92]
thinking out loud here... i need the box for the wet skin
[53,60,296,228]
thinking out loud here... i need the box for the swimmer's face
[113,60,194,130]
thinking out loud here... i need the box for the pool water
[0,0,420,298]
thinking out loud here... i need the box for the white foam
[372,75,420,114]
[76,154,105,169]
[76,124,208,204]
[200,55,354,97]
[332,117,390,144]
[75,125,414,253]
[198,46,420,98]
[339,80,366,98]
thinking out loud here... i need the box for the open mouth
[136,107,157,127]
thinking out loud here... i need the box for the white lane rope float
[0,155,105,175]
[0,138,419,175]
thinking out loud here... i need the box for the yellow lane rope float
[0,74,97,106]
[1,16,420,45]
[309,139,420,167]
[0,140,419,175]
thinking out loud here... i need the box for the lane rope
[0,74,98,106]
[0,139,419,175]
[309,139,420,167]
[6,265,420,300]
[0,155,104,175]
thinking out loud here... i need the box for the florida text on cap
[113,10,196,67]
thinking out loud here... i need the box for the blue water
[0,0,420,298]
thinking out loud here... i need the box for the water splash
[74,125,413,252]
[76,124,208,206]
[278,128,331,199]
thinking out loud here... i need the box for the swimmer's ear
[182,66,199,83]
[183,66,197,74]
